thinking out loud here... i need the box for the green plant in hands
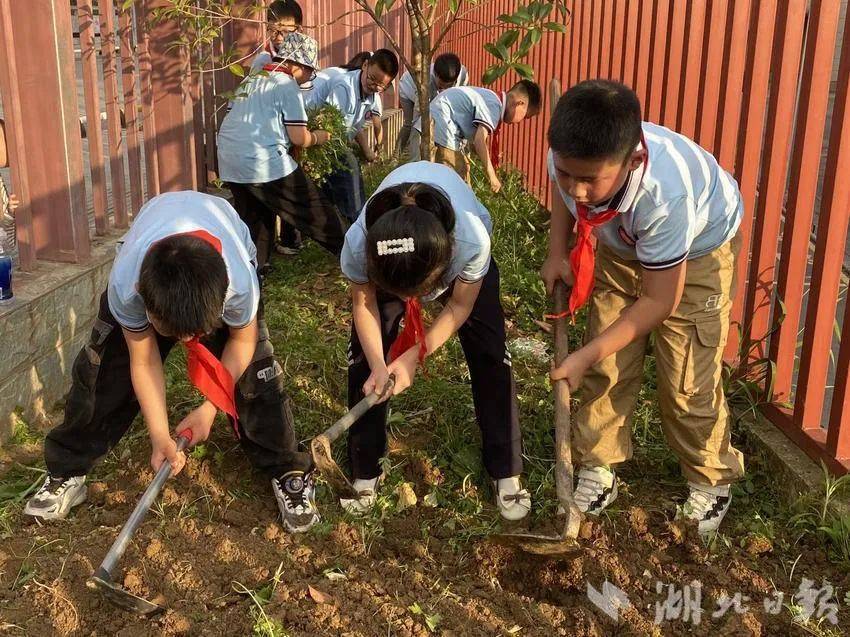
[300,105,349,186]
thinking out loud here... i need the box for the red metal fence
[444,0,850,474]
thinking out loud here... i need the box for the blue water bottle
[0,236,13,303]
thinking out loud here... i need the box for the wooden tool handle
[551,282,574,509]
[321,375,396,444]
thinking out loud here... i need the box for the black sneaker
[272,471,319,533]
[24,474,87,520]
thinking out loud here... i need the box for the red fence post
[119,6,145,213]
[141,0,196,192]
[0,0,91,263]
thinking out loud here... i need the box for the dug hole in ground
[0,161,848,636]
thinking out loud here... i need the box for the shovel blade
[491,531,583,557]
[310,436,358,498]
[86,570,164,617]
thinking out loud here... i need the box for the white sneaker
[494,476,531,521]
[574,466,618,515]
[681,482,731,535]
[272,471,320,533]
[23,474,87,520]
[340,476,382,515]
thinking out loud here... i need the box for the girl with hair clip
[339,161,531,521]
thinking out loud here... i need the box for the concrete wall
[0,233,118,441]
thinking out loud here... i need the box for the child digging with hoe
[541,80,745,536]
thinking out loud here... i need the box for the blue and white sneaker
[24,474,87,520]
[272,471,319,533]
[681,482,731,535]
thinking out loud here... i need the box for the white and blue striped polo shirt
[548,122,743,269]
[398,63,469,108]
[216,69,307,183]
[340,162,492,301]
[108,192,260,331]
[325,70,383,139]
[420,86,505,151]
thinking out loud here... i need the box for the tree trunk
[406,9,432,159]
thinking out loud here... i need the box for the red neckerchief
[556,138,649,320]
[171,230,240,436]
[389,297,428,366]
[262,62,294,75]
[490,91,506,169]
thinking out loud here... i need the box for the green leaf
[482,63,509,85]
[375,0,385,18]
[121,0,134,9]
[545,21,568,33]
[483,43,505,61]
[557,2,569,18]
[517,28,541,57]
[448,0,459,12]
[512,62,535,79]
[228,62,245,78]
[515,6,532,21]
[425,613,442,632]
[497,29,520,49]
[498,14,524,26]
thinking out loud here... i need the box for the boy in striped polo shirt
[419,81,541,192]
[541,80,744,535]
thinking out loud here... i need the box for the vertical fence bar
[137,3,160,197]
[697,0,729,152]
[622,0,639,87]
[678,0,707,137]
[728,0,778,357]
[99,0,128,227]
[714,0,751,174]
[0,0,35,268]
[795,10,850,437]
[609,0,625,80]
[647,0,669,122]
[589,0,602,78]
[79,0,110,234]
[119,6,144,212]
[662,0,686,128]
[569,0,583,86]
[579,0,592,81]
[769,0,841,403]
[633,0,653,108]
[741,0,806,358]
[599,0,613,78]
[202,44,218,183]
[0,0,90,262]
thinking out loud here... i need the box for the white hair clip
[377,238,415,256]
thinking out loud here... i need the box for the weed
[233,562,288,637]
[408,601,441,632]
[789,466,850,564]
[0,464,45,537]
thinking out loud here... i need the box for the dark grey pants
[44,291,312,478]
[346,261,523,480]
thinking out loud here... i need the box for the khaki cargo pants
[574,235,745,486]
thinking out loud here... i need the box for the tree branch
[301,8,367,30]
[431,0,463,53]
[352,0,411,73]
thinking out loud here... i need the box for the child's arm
[371,114,384,151]
[355,128,378,162]
[472,125,501,193]
[551,262,687,389]
[176,317,259,444]
[351,282,390,397]
[387,278,483,396]
[123,328,187,476]
[540,182,576,294]
[286,125,330,148]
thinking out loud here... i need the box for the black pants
[227,166,347,260]
[320,148,366,223]
[346,261,522,480]
[44,292,312,478]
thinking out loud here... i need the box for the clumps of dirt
[88,481,108,505]
[405,454,444,488]
[104,490,128,506]
[628,506,650,535]
[743,533,773,556]
[122,567,146,596]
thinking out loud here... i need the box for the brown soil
[1,434,848,637]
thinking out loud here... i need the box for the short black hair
[138,235,228,338]
[548,79,642,161]
[433,53,462,84]
[510,79,542,113]
[369,49,399,79]
[365,183,455,298]
[341,51,372,71]
[267,0,302,25]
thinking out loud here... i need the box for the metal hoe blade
[87,568,164,616]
